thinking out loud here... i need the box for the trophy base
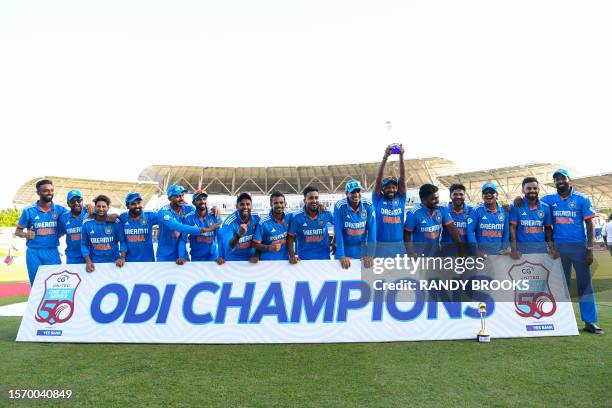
[477,334,491,343]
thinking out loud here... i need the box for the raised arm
[374,146,392,196]
[398,144,406,195]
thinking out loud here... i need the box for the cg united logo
[35,271,81,325]
[508,261,556,319]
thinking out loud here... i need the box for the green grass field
[1,254,611,407]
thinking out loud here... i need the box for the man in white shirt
[602,215,612,256]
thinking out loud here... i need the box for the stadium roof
[13,177,160,210]
[548,173,612,211]
[138,157,458,195]
[437,163,564,203]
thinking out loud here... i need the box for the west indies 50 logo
[35,271,81,325]
[508,260,557,319]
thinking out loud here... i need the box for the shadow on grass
[569,278,612,302]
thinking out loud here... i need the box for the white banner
[16,256,578,343]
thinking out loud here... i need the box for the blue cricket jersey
[372,191,407,242]
[252,211,292,261]
[288,208,334,260]
[156,204,202,261]
[58,210,88,261]
[333,198,376,259]
[81,218,126,263]
[441,203,473,243]
[219,211,261,261]
[119,211,158,262]
[404,204,453,256]
[467,203,510,255]
[18,201,68,249]
[179,210,222,261]
[541,188,596,244]
[510,198,552,254]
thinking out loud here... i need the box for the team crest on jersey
[569,201,576,209]
[141,218,147,226]
[51,212,58,219]
[508,261,556,319]
[537,210,544,218]
[105,226,112,235]
[463,214,469,220]
[435,214,442,223]
[35,270,81,325]
[319,219,324,226]
[361,210,367,219]
[499,214,505,222]
[392,199,399,206]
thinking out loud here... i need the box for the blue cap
[167,184,187,197]
[382,177,398,188]
[345,179,363,193]
[192,189,208,202]
[481,182,498,193]
[125,192,142,205]
[553,169,570,179]
[67,190,82,201]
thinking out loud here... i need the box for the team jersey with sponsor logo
[541,189,596,243]
[253,211,292,261]
[404,204,454,244]
[467,203,510,254]
[441,203,473,243]
[17,201,68,249]
[119,211,159,262]
[81,218,126,263]
[156,204,201,261]
[219,211,261,261]
[333,198,376,258]
[179,210,222,261]
[372,191,407,242]
[288,208,334,260]
[510,198,552,253]
[58,210,88,260]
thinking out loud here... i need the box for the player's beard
[525,192,538,201]
[130,207,142,217]
[556,183,570,195]
[452,198,464,208]
[240,208,251,221]
[40,194,53,203]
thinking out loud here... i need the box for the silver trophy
[477,303,491,343]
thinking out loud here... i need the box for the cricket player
[602,215,612,256]
[81,195,127,273]
[372,144,407,257]
[157,184,209,264]
[119,192,159,262]
[218,192,261,263]
[179,189,222,262]
[15,179,68,284]
[509,177,553,258]
[287,186,334,263]
[57,190,88,265]
[334,179,376,269]
[441,183,473,256]
[466,182,510,257]
[540,169,603,334]
[404,184,462,257]
[252,191,292,261]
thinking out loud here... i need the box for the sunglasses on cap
[69,197,83,203]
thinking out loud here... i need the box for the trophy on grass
[477,302,491,343]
